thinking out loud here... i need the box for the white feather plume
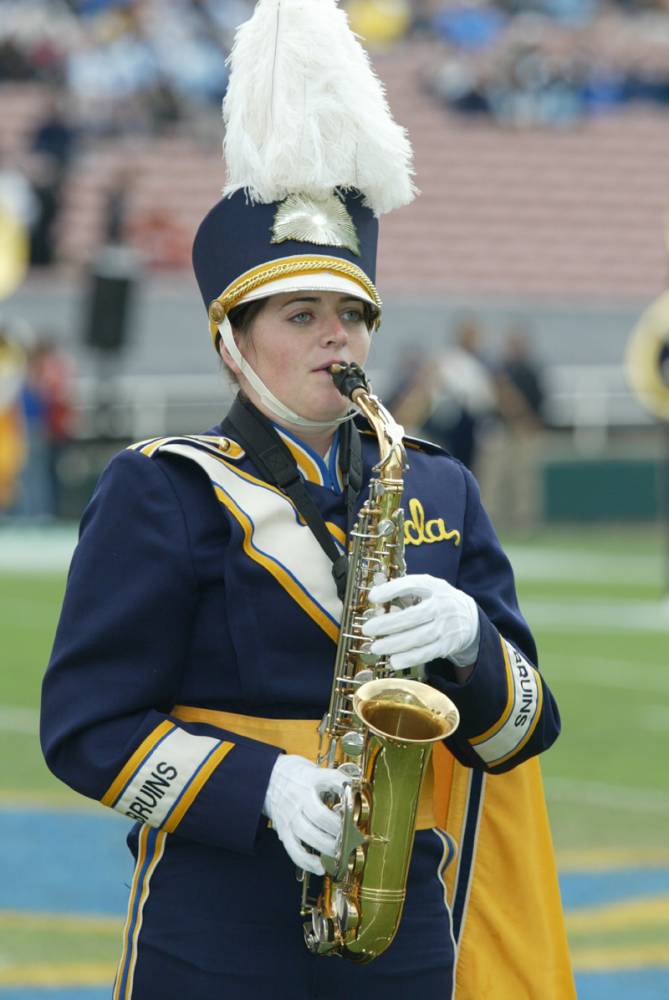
[222,0,417,217]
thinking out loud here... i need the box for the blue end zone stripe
[110,730,174,809]
[452,770,484,943]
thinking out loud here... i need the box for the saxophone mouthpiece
[328,362,371,402]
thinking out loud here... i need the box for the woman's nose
[322,315,348,346]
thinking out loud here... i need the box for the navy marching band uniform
[41,418,562,998]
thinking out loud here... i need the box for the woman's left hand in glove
[361,573,480,672]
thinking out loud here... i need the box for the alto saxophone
[300,362,460,963]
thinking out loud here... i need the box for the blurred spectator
[498,325,545,425]
[0,328,27,513]
[425,2,669,127]
[27,156,63,267]
[29,93,78,171]
[16,336,75,518]
[431,2,507,51]
[423,315,496,471]
[386,347,436,434]
[479,325,546,532]
[103,162,136,245]
[0,0,79,85]
[0,142,67,274]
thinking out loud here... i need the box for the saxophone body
[300,364,460,963]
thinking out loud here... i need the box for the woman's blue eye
[290,312,312,324]
[343,310,365,323]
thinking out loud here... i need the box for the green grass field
[1,524,668,990]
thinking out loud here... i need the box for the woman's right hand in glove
[263,754,347,875]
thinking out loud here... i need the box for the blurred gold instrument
[0,205,28,302]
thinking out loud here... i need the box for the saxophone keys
[341,732,365,757]
[353,669,374,685]
[336,888,360,931]
[304,911,339,953]
[338,762,362,780]
[347,846,367,881]
[358,642,380,666]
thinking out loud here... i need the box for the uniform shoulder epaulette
[402,433,450,456]
[127,434,245,461]
[358,426,449,457]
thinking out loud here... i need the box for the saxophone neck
[329,363,406,482]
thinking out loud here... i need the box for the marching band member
[40,2,574,997]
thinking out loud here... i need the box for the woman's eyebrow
[280,296,321,308]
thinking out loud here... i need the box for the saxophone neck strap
[221,394,362,600]
[340,413,363,537]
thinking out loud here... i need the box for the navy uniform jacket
[40,420,560,856]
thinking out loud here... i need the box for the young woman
[41,2,574,997]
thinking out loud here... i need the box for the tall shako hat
[192,0,416,426]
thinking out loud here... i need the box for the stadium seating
[1,35,668,301]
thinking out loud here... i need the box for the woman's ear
[218,325,242,377]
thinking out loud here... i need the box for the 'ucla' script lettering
[404,498,461,548]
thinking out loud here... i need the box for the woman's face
[225,290,372,424]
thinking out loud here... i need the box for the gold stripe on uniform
[102,720,175,808]
[489,668,544,767]
[469,638,515,748]
[172,704,438,830]
[277,433,324,486]
[212,484,340,643]
[123,828,166,999]
[162,740,235,833]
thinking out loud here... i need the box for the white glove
[361,574,480,672]
[263,754,346,875]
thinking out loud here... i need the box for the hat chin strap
[219,316,356,430]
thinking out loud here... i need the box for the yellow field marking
[0,909,123,934]
[567,894,669,934]
[0,962,116,986]
[558,846,669,871]
[571,942,669,971]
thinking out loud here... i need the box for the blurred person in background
[385,345,436,434]
[0,327,27,514]
[29,92,78,173]
[423,314,496,473]
[27,94,77,266]
[479,324,546,532]
[15,335,75,519]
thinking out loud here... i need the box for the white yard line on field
[0,527,77,572]
[0,531,662,580]
[0,705,39,734]
[506,547,661,585]
[522,599,669,632]
[545,777,669,814]
[553,659,669,695]
[639,706,669,731]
